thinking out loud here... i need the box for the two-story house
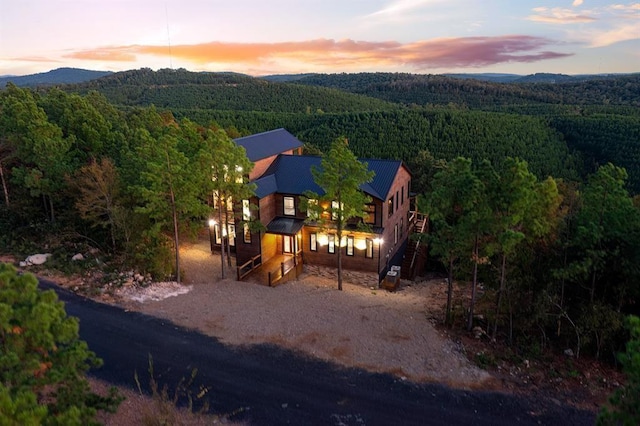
[213,128,414,284]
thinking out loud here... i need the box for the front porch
[238,251,303,286]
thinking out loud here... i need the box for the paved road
[40,279,595,426]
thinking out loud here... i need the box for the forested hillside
[294,72,640,108]
[68,68,397,113]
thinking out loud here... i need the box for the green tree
[200,127,256,278]
[0,263,121,424]
[422,157,485,325]
[305,137,374,291]
[598,315,640,426]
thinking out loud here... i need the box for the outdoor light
[318,233,329,246]
[355,239,367,251]
[339,236,348,247]
[373,237,383,245]
[208,219,216,227]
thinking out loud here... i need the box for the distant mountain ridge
[0,67,112,87]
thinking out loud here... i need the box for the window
[328,234,335,254]
[242,199,251,221]
[364,204,376,225]
[331,200,343,221]
[346,236,354,256]
[243,224,251,243]
[310,233,317,251]
[401,186,404,205]
[396,191,399,211]
[394,223,398,244]
[366,239,374,259]
[388,197,394,217]
[284,236,292,253]
[400,218,404,236]
[284,196,295,216]
[307,198,318,221]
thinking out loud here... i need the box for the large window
[394,223,398,244]
[242,199,251,221]
[328,234,335,254]
[346,236,354,256]
[243,224,251,244]
[307,198,318,220]
[331,200,343,221]
[388,197,394,217]
[284,196,295,216]
[310,233,317,251]
[366,239,374,258]
[364,204,376,225]
[395,191,399,211]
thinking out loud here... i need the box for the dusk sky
[1,0,638,77]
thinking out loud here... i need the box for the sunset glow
[1,0,638,76]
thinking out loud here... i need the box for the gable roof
[254,155,406,201]
[234,128,304,162]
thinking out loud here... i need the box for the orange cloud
[64,36,572,71]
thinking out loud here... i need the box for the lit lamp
[373,237,383,285]
[355,239,367,251]
[318,233,329,246]
[208,219,217,253]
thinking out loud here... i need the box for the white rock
[24,253,52,265]
[71,253,84,261]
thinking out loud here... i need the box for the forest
[1,69,639,366]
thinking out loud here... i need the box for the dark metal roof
[266,217,305,235]
[254,155,403,201]
[234,128,304,162]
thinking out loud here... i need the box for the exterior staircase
[401,212,428,280]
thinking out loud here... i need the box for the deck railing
[268,250,303,287]
[236,254,262,281]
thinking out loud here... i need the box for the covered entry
[264,217,305,286]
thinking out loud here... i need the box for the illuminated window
[388,197,394,217]
[331,200,343,221]
[243,224,251,243]
[284,196,295,216]
[307,198,318,220]
[346,236,354,256]
[310,233,317,251]
[242,199,251,221]
[364,204,376,225]
[394,224,398,244]
[328,234,335,254]
[366,239,374,258]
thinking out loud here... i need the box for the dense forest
[64,68,640,191]
[1,68,639,365]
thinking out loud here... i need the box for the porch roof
[266,217,305,236]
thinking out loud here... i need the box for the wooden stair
[401,213,428,280]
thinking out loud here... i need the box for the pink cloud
[63,35,572,71]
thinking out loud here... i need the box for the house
[212,128,415,284]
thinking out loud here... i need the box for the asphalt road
[40,279,596,426]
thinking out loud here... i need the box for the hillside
[0,67,112,87]
[67,68,397,113]
[293,72,640,108]
[54,67,640,191]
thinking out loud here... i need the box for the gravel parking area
[114,239,491,388]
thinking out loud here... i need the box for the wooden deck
[241,252,303,286]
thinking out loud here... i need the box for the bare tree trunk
[224,201,232,269]
[492,253,507,339]
[0,163,9,206]
[165,152,180,283]
[445,258,454,325]
[48,195,55,223]
[337,229,343,291]
[217,196,226,279]
[467,235,479,332]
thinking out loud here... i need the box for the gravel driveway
[115,238,491,388]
